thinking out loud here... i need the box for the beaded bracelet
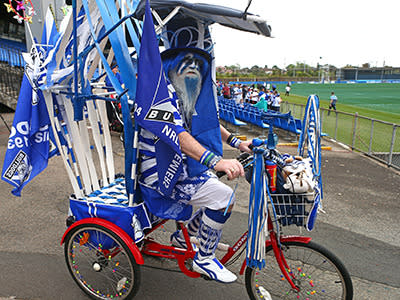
[200,150,222,169]
[226,134,242,149]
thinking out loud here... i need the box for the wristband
[226,134,242,149]
[200,150,222,169]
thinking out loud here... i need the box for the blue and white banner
[134,0,183,196]
[298,95,323,231]
[246,149,267,270]
[1,76,51,196]
[1,8,59,196]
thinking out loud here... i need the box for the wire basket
[270,193,315,227]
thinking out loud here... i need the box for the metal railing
[281,101,400,170]
[0,62,24,110]
[0,45,25,67]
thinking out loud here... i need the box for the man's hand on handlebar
[214,159,245,180]
[238,140,253,154]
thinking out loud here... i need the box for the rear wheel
[64,223,141,299]
[245,241,353,299]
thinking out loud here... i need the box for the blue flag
[2,75,51,196]
[134,0,183,195]
[1,8,59,196]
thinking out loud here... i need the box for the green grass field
[270,82,400,155]
[276,83,400,124]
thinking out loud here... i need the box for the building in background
[0,0,66,109]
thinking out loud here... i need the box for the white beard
[169,70,202,129]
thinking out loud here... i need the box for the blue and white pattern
[81,177,128,205]
[70,177,152,243]
[298,94,323,231]
[138,83,184,186]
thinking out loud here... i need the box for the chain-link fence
[281,101,400,170]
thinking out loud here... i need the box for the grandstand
[337,67,400,81]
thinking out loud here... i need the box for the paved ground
[0,112,399,299]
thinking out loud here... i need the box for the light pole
[318,56,322,83]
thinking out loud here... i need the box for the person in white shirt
[232,84,243,104]
[271,90,282,112]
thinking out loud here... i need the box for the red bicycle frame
[138,209,311,291]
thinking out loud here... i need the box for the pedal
[200,274,212,281]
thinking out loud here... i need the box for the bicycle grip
[216,171,226,178]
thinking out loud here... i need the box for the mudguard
[61,217,144,265]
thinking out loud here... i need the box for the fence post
[320,108,324,133]
[388,125,397,167]
[352,112,358,150]
[368,120,374,155]
[335,111,338,140]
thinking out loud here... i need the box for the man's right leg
[192,208,237,283]
[189,178,237,283]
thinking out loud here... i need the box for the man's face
[168,52,206,128]
[175,53,203,80]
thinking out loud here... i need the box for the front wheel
[245,241,353,300]
[64,223,141,299]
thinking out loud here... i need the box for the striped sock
[197,208,231,260]
[187,208,203,236]
[172,209,203,244]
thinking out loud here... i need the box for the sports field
[277,83,400,114]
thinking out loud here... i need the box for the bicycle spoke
[66,226,136,299]
[245,241,351,300]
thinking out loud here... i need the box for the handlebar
[216,138,285,178]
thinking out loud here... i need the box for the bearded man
[138,47,251,283]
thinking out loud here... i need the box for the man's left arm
[178,131,244,180]
[220,125,252,153]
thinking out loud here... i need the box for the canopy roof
[134,0,272,38]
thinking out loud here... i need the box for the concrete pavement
[0,111,399,299]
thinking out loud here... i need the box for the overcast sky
[188,0,400,69]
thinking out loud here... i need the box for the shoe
[170,231,198,251]
[192,254,237,283]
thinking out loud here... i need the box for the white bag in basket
[282,158,315,193]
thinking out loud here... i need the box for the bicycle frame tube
[220,231,248,265]
[141,222,200,278]
[228,213,312,278]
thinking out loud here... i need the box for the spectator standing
[222,83,230,99]
[328,91,338,115]
[244,88,252,103]
[233,84,243,104]
[271,90,281,112]
[242,85,248,103]
[266,89,273,110]
[216,81,222,96]
[251,88,259,104]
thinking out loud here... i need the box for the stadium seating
[218,97,304,135]
[0,39,26,67]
